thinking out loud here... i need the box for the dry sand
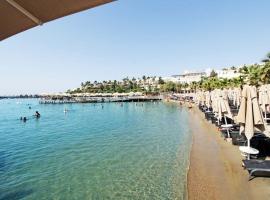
[187,107,270,200]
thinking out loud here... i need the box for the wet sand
[187,107,270,200]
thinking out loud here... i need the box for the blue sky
[1,0,270,95]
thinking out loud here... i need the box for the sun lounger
[243,159,270,180]
[205,112,214,120]
[211,116,217,124]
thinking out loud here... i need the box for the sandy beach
[187,107,270,200]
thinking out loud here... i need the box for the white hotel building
[163,72,206,84]
[164,65,244,84]
[205,67,241,79]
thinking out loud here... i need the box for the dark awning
[0,0,115,41]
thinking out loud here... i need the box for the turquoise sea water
[0,99,191,200]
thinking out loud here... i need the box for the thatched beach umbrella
[0,0,115,41]
[237,85,265,148]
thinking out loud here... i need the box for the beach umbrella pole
[224,115,230,138]
[264,106,267,122]
[247,139,250,160]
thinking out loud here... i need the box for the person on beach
[188,102,193,109]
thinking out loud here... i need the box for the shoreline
[187,107,270,200]
[164,100,192,200]
[185,120,193,200]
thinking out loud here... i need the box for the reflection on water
[0,152,6,171]
[0,189,34,200]
[0,99,191,199]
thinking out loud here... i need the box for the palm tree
[231,66,236,70]
[261,52,270,84]
[189,81,198,92]
[202,78,212,91]
[122,77,129,85]
[158,77,164,84]
[175,83,182,93]
[142,75,146,83]
[239,64,262,87]
[261,63,270,84]
[183,83,189,93]
[220,78,229,89]
[210,70,218,77]
[232,77,244,87]
[146,76,150,85]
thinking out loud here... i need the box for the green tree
[240,64,262,86]
[158,77,165,84]
[142,75,146,83]
[210,70,218,77]
[175,83,182,93]
[260,52,270,84]
[189,81,198,92]
[261,63,270,84]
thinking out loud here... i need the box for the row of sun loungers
[198,103,270,180]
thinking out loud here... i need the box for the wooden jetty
[39,96,162,104]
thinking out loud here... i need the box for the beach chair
[210,116,217,124]
[205,112,214,120]
[243,159,270,180]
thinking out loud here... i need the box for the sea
[0,99,191,200]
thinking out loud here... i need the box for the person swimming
[20,117,27,122]
[35,111,41,118]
